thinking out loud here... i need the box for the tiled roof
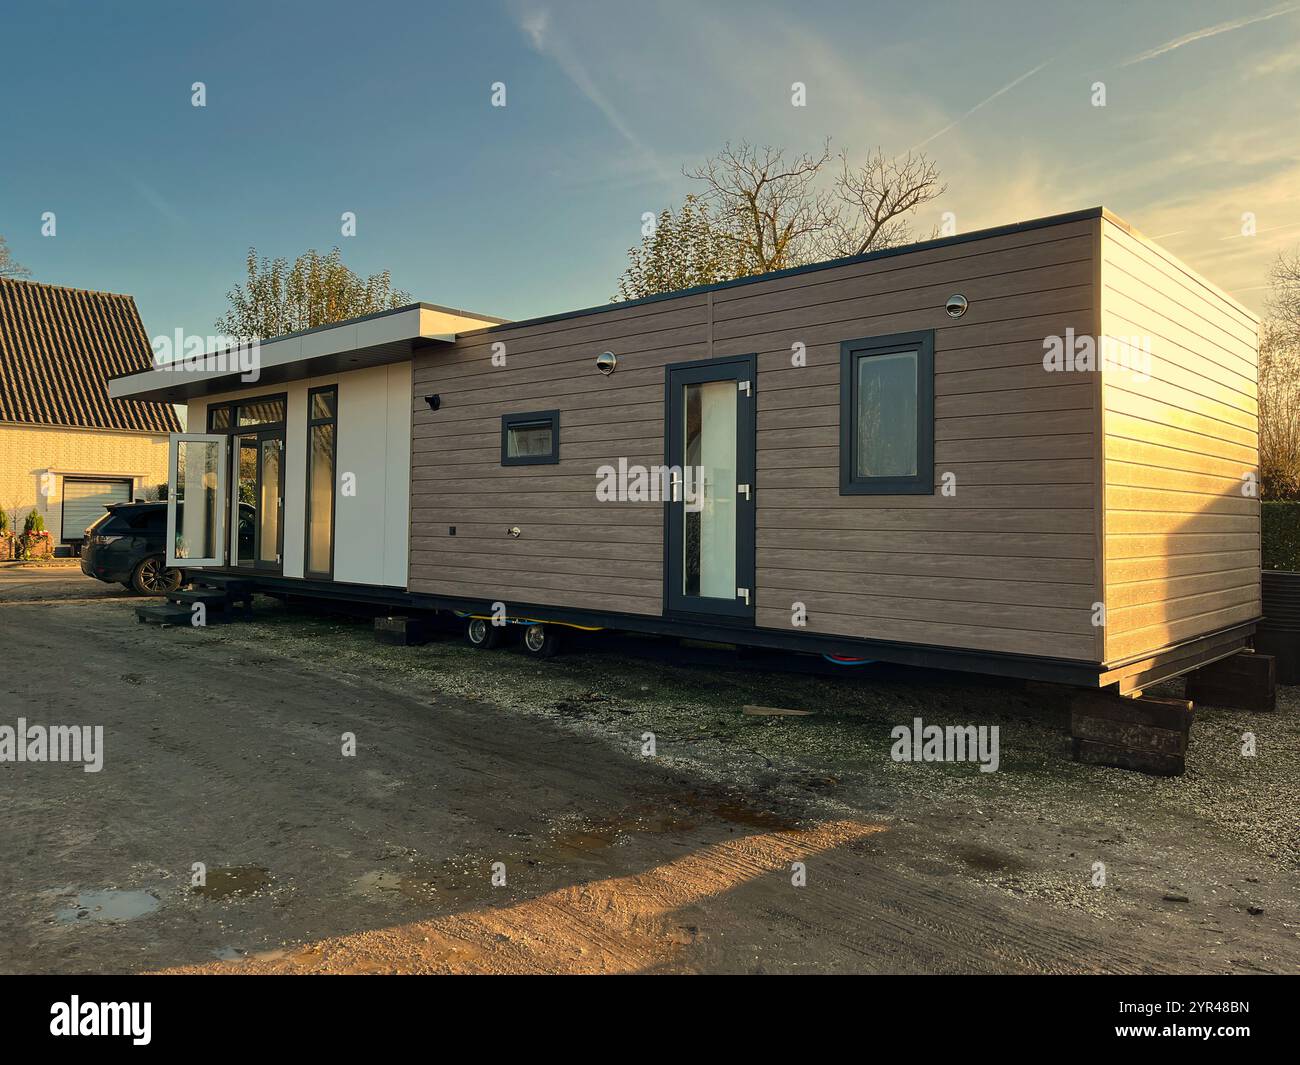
[0,277,180,433]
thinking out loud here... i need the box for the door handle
[738,483,751,500]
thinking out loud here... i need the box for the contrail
[1120,4,1300,66]
[909,60,1051,153]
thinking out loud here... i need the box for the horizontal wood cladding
[1099,219,1261,666]
[410,217,1101,658]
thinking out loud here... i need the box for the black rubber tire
[465,617,509,649]
[130,556,183,596]
[520,623,563,659]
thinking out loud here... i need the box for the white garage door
[62,479,132,541]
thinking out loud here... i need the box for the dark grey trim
[839,330,935,496]
[662,353,757,623]
[458,208,1107,339]
[304,384,338,580]
[501,410,560,465]
[205,391,288,434]
[233,430,285,574]
[189,570,1107,685]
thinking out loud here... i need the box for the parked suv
[80,501,184,595]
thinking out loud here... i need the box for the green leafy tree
[0,234,29,279]
[614,195,752,301]
[216,247,412,338]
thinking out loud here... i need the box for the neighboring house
[0,278,180,552]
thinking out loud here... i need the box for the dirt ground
[1,571,1297,974]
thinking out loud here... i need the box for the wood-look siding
[410,216,1103,661]
[1099,217,1261,665]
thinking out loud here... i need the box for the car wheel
[131,556,182,596]
[465,617,509,649]
[521,623,562,659]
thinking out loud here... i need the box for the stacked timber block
[1070,692,1194,776]
[374,615,437,646]
[1185,651,1277,713]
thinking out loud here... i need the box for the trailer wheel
[521,623,562,659]
[465,617,508,649]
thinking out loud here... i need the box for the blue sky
[2,0,1297,339]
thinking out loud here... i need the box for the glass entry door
[664,355,756,621]
[233,430,284,571]
[166,433,228,568]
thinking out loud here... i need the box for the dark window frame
[501,410,560,466]
[304,385,338,579]
[207,403,233,432]
[206,393,287,434]
[839,330,934,496]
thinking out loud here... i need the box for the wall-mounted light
[945,294,969,318]
[596,351,617,375]
[424,394,441,411]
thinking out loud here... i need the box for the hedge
[1263,501,1300,570]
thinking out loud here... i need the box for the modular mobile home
[110,208,1261,695]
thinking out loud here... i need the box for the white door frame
[166,433,228,568]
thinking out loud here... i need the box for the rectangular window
[207,397,286,433]
[208,404,232,431]
[501,410,560,465]
[305,386,337,577]
[238,397,286,427]
[840,331,934,495]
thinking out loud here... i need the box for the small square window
[840,331,934,495]
[501,410,560,465]
[208,405,231,431]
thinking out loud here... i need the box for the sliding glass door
[208,394,286,573]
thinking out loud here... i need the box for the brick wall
[0,423,170,543]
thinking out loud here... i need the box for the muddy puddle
[57,890,160,923]
[192,866,272,900]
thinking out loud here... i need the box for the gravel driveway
[1,578,1296,974]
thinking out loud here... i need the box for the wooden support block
[1070,691,1194,776]
[1071,739,1186,777]
[1252,631,1298,686]
[374,615,436,646]
[1185,651,1277,712]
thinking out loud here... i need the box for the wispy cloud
[112,166,185,226]
[1119,4,1300,66]
[514,4,671,185]
[908,60,1051,153]
[1249,45,1300,77]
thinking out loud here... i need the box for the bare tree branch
[833,149,946,256]
[685,140,839,272]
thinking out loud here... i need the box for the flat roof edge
[1098,208,1260,324]
[458,207,1109,338]
[107,302,504,385]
